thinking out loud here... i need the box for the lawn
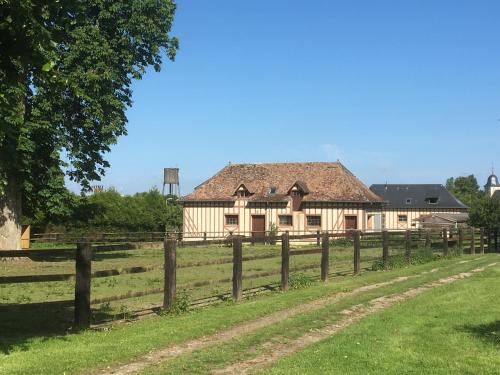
[0,253,496,375]
[265,256,500,374]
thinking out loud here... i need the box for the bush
[371,249,438,271]
[288,273,314,289]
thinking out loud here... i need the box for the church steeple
[485,166,500,197]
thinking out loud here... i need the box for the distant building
[484,173,500,197]
[181,162,384,238]
[369,184,468,230]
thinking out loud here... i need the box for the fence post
[353,230,361,275]
[470,227,475,254]
[74,242,92,330]
[316,230,321,247]
[382,230,389,269]
[425,229,432,248]
[232,236,243,301]
[458,227,464,253]
[442,228,449,257]
[281,232,290,291]
[203,231,207,242]
[480,228,485,254]
[405,230,412,262]
[321,233,329,281]
[163,238,177,310]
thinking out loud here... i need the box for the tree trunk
[0,174,22,250]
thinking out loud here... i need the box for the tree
[445,175,481,206]
[0,1,178,249]
[468,196,500,230]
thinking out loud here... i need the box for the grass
[0,254,495,374]
[139,256,498,374]
[264,257,500,374]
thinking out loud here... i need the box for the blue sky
[71,0,500,195]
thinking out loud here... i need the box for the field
[1,239,499,374]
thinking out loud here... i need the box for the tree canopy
[445,175,481,206]
[0,1,178,247]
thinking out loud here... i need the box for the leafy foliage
[288,273,314,289]
[371,249,438,271]
[27,187,182,233]
[445,175,481,206]
[0,1,178,229]
[468,196,500,230]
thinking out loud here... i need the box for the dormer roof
[183,162,383,203]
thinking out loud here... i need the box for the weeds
[288,273,314,290]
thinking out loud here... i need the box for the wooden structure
[20,225,30,249]
[181,162,384,239]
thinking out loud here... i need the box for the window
[425,197,438,204]
[398,215,408,222]
[237,190,249,197]
[291,190,302,197]
[269,186,277,194]
[225,215,239,225]
[307,215,321,227]
[405,198,412,205]
[279,215,293,226]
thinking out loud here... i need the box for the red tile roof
[182,162,383,203]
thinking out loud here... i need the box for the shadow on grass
[460,320,500,346]
[0,302,119,355]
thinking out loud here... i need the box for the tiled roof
[183,162,383,203]
[369,184,468,209]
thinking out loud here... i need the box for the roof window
[425,197,439,204]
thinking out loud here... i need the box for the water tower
[163,168,180,197]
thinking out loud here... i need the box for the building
[484,173,500,197]
[369,184,468,230]
[181,162,384,238]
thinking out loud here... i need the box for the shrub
[288,273,314,289]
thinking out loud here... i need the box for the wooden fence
[1,227,498,330]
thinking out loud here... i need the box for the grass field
[1,252,498,375]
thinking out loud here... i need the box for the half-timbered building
[181,162,384,238]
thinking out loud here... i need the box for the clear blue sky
[70,0,500,195]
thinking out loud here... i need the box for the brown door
[252,215,266,238]
[345,216,358,230]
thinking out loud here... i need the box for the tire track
[214,263,497,375]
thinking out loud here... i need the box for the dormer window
[234,184,251,198]
[269,186,277,194]
[291,190,302,197]
[405,198,412,205]
[237,189,249,197]
[425,197,438,204]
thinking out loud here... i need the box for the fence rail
[1,227,499,329]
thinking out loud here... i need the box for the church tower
[485,171,500,197]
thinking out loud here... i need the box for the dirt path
[100,267,445,375]
[213,263,497,375]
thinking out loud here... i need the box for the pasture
[1,229,498,374]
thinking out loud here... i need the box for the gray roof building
[369,184,468,210]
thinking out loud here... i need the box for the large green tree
[0,1,178,249]
[445,175,481,206]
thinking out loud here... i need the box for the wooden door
[345,216,358,230]
[252,215,266,238]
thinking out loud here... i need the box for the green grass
[0,255,495,375]
[139,256,498,374]
[264,257,500,374]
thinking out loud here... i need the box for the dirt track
[99,259,488,375]
[214,263,496,374]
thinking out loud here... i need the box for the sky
[69,0,500,195]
